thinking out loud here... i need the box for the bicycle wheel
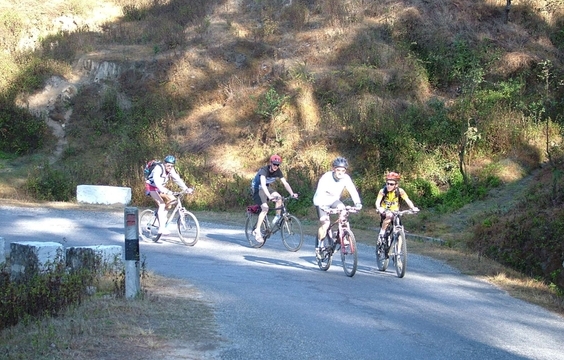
[245,212,267,248]
[375,237,389,271]
[139,209,162,243]
[317,236,333,271]
[177,210,200,246]
[394,229,407,278]
[280,214,304,252]
[340,231,358,277]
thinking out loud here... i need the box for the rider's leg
[271,191,282,223]
[253,189,269,242]
[149,191,169,234]
[379,212,393,237]
[315,206,330,248]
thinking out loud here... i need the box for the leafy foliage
[0,102,46,154]
[24,163,76,201]
[471,160,564,292]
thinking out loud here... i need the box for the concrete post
[124,207,140,299]
[0,237,5,263]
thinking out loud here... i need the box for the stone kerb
[66,245,123,273]
[77,185,131,205]
[10,241,65,282]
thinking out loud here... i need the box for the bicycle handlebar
[173,188,195,197]
[386,209,420,216]
[320,206,361,215]
[270,195,298,202]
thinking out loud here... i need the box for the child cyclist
[375,172,419,244]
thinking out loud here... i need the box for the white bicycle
[139,190,200,246]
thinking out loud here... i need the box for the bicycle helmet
[270,154,282,165]
[164,155,176,164]
[332,157,349,169]
[386,172,401,181]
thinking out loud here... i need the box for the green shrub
[0,259,93,330]
[24,163,76,201]
[0,103,46,154]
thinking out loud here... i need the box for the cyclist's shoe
[377,235,385,246]
[252,230,264,243]
[315,247,323,260]
[158,227,171,235]
[272,215,281,226]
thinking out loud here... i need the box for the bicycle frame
[327,210,353,252]
[376,209,418,278]
[139,192,200,246]
[317,206,359,277]
[245,196,304,251]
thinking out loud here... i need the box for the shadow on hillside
[1,0,562,207]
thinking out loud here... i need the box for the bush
[0,103,47,154]
[24,163,76,201]
[0,259,95,330]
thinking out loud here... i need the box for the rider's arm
[375,190,385,214]
[169,168,189,192]
[399,188,418,211]
[344,175,362,207]
[279,177,297,198]
[259,175,273,200]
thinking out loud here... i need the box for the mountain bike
[317,206,360,277]
[139,190,200,246]
[245,196,304,251]
[375,209,419,278]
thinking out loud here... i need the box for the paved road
[1,205,564,360]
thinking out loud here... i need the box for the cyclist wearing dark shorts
[313,157,362,259]
[251,154,298,243]
[375,172,418,244]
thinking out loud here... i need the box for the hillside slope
[1,0,563,301]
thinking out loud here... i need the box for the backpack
[143,160,163,180]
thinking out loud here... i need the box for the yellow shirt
[377,187,408,212]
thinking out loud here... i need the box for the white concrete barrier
[77,185,131,205]
[66,245,123,272]
[10,241,65,282]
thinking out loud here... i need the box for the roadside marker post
[124,207,140,299]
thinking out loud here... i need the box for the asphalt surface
[1,205,564,360]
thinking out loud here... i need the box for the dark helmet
[164,155,176,164]
[386,172,401,181]
[270,154,282,165]
[332,157,349,169]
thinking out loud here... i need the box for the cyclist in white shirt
[145,155,192,235]
[313,157,362,259]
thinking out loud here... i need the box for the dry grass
[0,273,221,360]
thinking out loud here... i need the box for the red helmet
[270,154,282,165]
[386,172,401,181]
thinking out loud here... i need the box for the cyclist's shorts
[145,183,158,196]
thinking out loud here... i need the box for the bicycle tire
[245,212,267,248]
[317,236,333,271]
[280,214,304,252]
[177,210,200,246]
[340,231,357,277]
[139,209,162,243]
[375,237,389,271]
[394,229,407,278]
